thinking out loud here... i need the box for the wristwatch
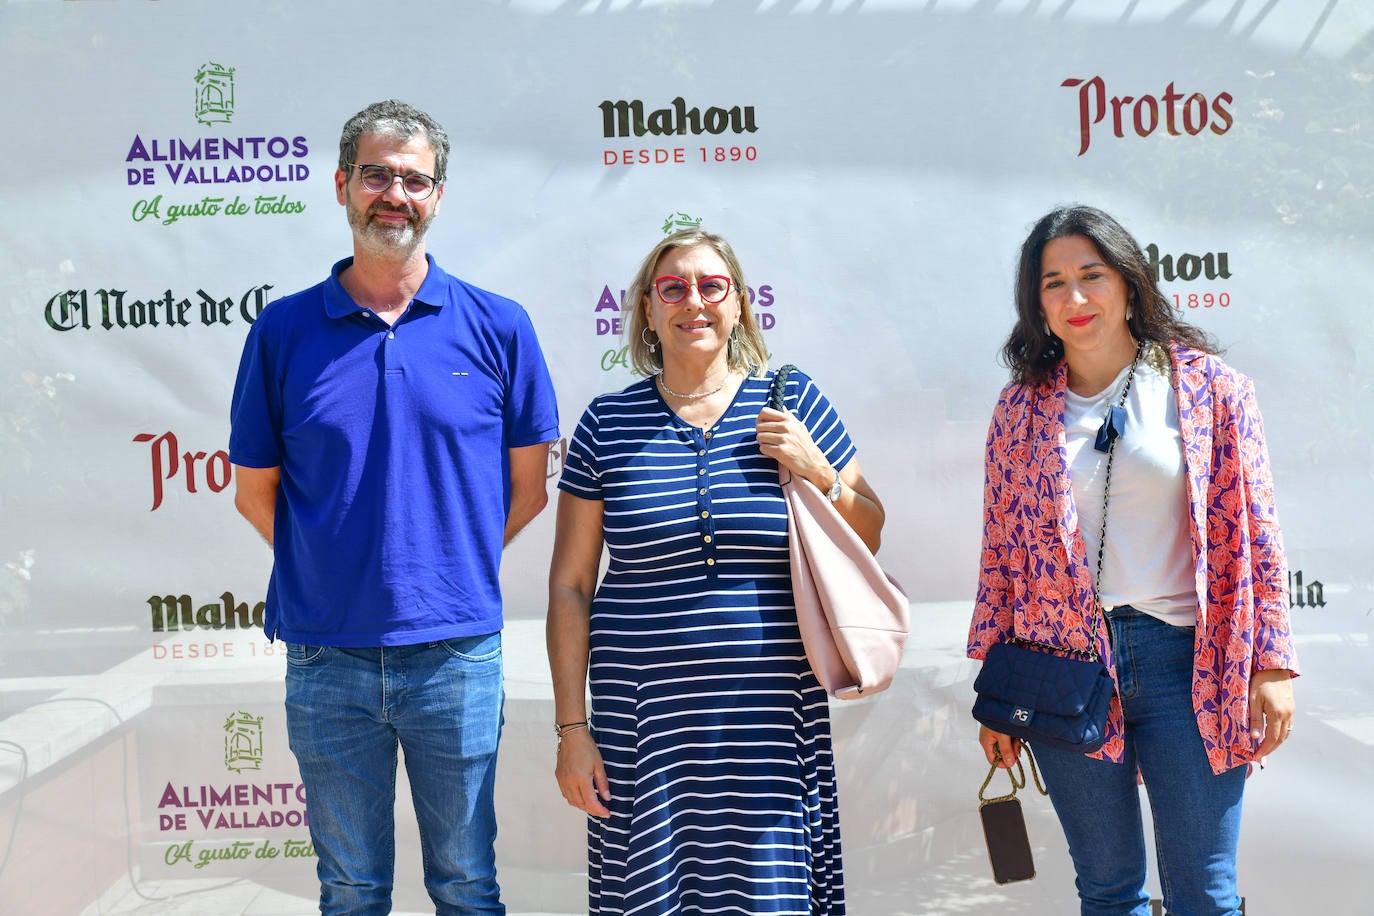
[826,468,843,503]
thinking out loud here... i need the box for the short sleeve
[228,316,283,469]
[784,368,857,470]
[502,307,560,448]
[557,400,605,500]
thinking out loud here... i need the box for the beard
[345,187,436,257]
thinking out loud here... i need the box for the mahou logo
[1062,77,1234,156]
[1147,243,1235,312]
[150,591,264,632]
[1146,244,1230,283]
[600,98,760,167]
[599,97,758,138]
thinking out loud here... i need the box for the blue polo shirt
[229,255,559,646]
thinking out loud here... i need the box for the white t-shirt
[1063,359,1198,627]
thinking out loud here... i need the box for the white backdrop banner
[0,1,1370,914]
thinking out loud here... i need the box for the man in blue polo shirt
[229,99,558,915]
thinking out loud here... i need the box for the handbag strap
[1007,347,1141,664]
[1084,344,1142,661]
[767,364,798,485]
[978,747,1048,805]
[767,364,796,412]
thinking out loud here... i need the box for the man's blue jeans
[1032,607,1246,916]
[285,633,505,915]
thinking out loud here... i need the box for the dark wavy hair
[1001,205,1217,386]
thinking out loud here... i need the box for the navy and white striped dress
[558,367,854,916]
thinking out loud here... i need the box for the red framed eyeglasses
[653,275,733,304]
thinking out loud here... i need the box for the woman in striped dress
[547,229,886,915]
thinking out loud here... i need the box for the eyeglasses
[349,163,440,200]
[654,274,733,304]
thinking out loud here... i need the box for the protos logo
[1062,77,1234,156]
[134,430,233,512]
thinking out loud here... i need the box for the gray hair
[338,100,450,182]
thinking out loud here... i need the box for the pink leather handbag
[770,365,910,699]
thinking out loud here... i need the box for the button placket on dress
[692,425,718,570]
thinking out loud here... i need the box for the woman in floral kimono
[968,205,1297,916]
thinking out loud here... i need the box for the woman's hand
[756,406,887,553]
[1249,668,1296,765]
[756,406,830,490]
[979,725,1022,768]
[555,729,611,818]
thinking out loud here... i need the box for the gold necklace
[657,371,730,400]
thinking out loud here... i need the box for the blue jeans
[285,633,505,915]
[1032,607,1246,916]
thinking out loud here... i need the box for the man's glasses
[349,163,440,200]
[654,275,733,304]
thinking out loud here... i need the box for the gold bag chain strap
[978,746,1049,806]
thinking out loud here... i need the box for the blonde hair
[624,229,769,377]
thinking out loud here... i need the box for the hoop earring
[641,326,658,354]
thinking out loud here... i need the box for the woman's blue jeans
[284,633,506,916]
[1032,607,1246,916]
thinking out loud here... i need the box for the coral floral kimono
[968,343,1298,774]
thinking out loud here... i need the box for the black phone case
[980,798,1036,884]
